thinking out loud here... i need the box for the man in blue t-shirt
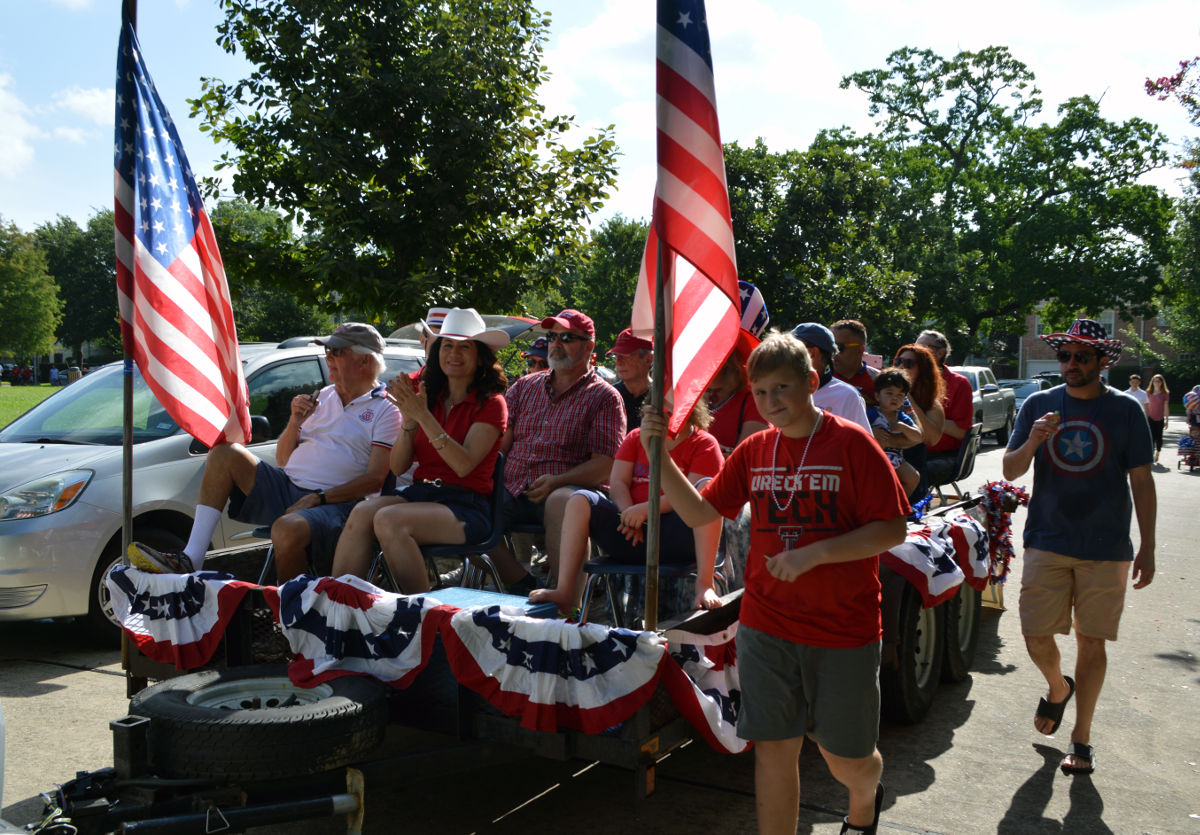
[1003,319,1156,778]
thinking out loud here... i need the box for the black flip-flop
[840,781,885,834]
[1035,675,1075,735]
[1061,742,1095,775]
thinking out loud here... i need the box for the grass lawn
[0,383,58,427]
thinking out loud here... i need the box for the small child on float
[866,368,924,498]
[529,399,725,616]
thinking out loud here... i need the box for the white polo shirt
[285,383,401,490]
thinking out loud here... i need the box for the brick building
[1016,309,1176,385]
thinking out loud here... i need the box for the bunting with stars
[113,8,251,447]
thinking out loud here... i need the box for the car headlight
[0,470,94,521]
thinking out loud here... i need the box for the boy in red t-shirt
[641,331,909,835]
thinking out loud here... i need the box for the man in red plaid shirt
[491,309,626,594]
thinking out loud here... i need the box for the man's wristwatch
[315,489,327,505]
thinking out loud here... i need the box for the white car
[0,339,424,639]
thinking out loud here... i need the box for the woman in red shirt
[332,308,508,592]
[529,401,725,615]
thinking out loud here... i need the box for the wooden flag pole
[644,241,669,631]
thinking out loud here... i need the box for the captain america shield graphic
[1046,419,1107,474]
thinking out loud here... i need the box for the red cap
[540,309,595,339]
[606,328,653,355]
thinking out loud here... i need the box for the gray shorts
[229,461,355,572]
[736,624,881,759]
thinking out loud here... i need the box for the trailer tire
[86,526,184,645]
[129,664,387,781]
[940,582,981,682]
[881,583,944,723]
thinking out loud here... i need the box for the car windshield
[0,364,180,445]
[1000,382,1041,397]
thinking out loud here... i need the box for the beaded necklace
[768,411,823,513]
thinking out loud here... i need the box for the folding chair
[931,422,983,505]
[368,453,508,592]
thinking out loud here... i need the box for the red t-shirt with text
[701,414,910,648]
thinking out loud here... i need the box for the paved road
[3,428,1199,833]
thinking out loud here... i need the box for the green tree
[209,199,335,341]
[35,211,121,361]
[837,46,1173,354]
[0,217,63,359]
[192,0,617,322]
[1143,56,1200,378]
[722,138,915,346]
[557,215,648,349]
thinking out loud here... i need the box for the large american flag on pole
[632,0,741,435]
[114,9,250,447]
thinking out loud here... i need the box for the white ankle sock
[184,505,222,570]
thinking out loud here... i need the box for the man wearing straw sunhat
[1003,317,1156,777]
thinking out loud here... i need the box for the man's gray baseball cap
[314,322,386,353]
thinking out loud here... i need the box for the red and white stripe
[115,180,250,447]
[632,3,740,435]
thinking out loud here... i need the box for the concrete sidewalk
[2,431,1198,833]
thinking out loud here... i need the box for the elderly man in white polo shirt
[130,322,401,581]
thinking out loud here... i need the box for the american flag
[114,10,250,447]
[632,0,741,435]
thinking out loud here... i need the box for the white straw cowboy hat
[425,307,511,351]
[1040,318,1123,364]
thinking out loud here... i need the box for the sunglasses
[325,346,348,357]
[895,357,917,368]
[545,332,588,344]
[1056,350,1098,365]
[525,358,548,368]
[835,341,863,352]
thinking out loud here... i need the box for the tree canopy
[1140,55,1200,379]
[835,46,1174,353]
[34,211,121,362]
[0,217,63,359]
[192,0,617,322]
[555,215,648,350]
[723,138,915,342]
[209,199,335,341]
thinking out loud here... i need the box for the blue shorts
[502,488,547,530]
[228,461,354,571]
[395,481,492,543]
[575,490,696,565]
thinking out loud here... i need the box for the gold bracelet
[431,431,450,450]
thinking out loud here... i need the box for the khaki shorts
[1019,548,1130,641]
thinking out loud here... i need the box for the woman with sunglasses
[888,344,946,501]
[331,308,509,592]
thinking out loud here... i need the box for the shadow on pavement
[998,743,1111,834]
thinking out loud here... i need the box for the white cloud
[52,85,112,126]
[52,126,89,144]
[0,75,39,178]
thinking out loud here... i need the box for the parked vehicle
[0,339,424,639]
[950,365,1017,443]
[998,377,1053,414]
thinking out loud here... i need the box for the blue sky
[1,0,1196,234]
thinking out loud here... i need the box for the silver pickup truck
[950,365,1017,444]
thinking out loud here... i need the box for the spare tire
[129,664,387,781]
